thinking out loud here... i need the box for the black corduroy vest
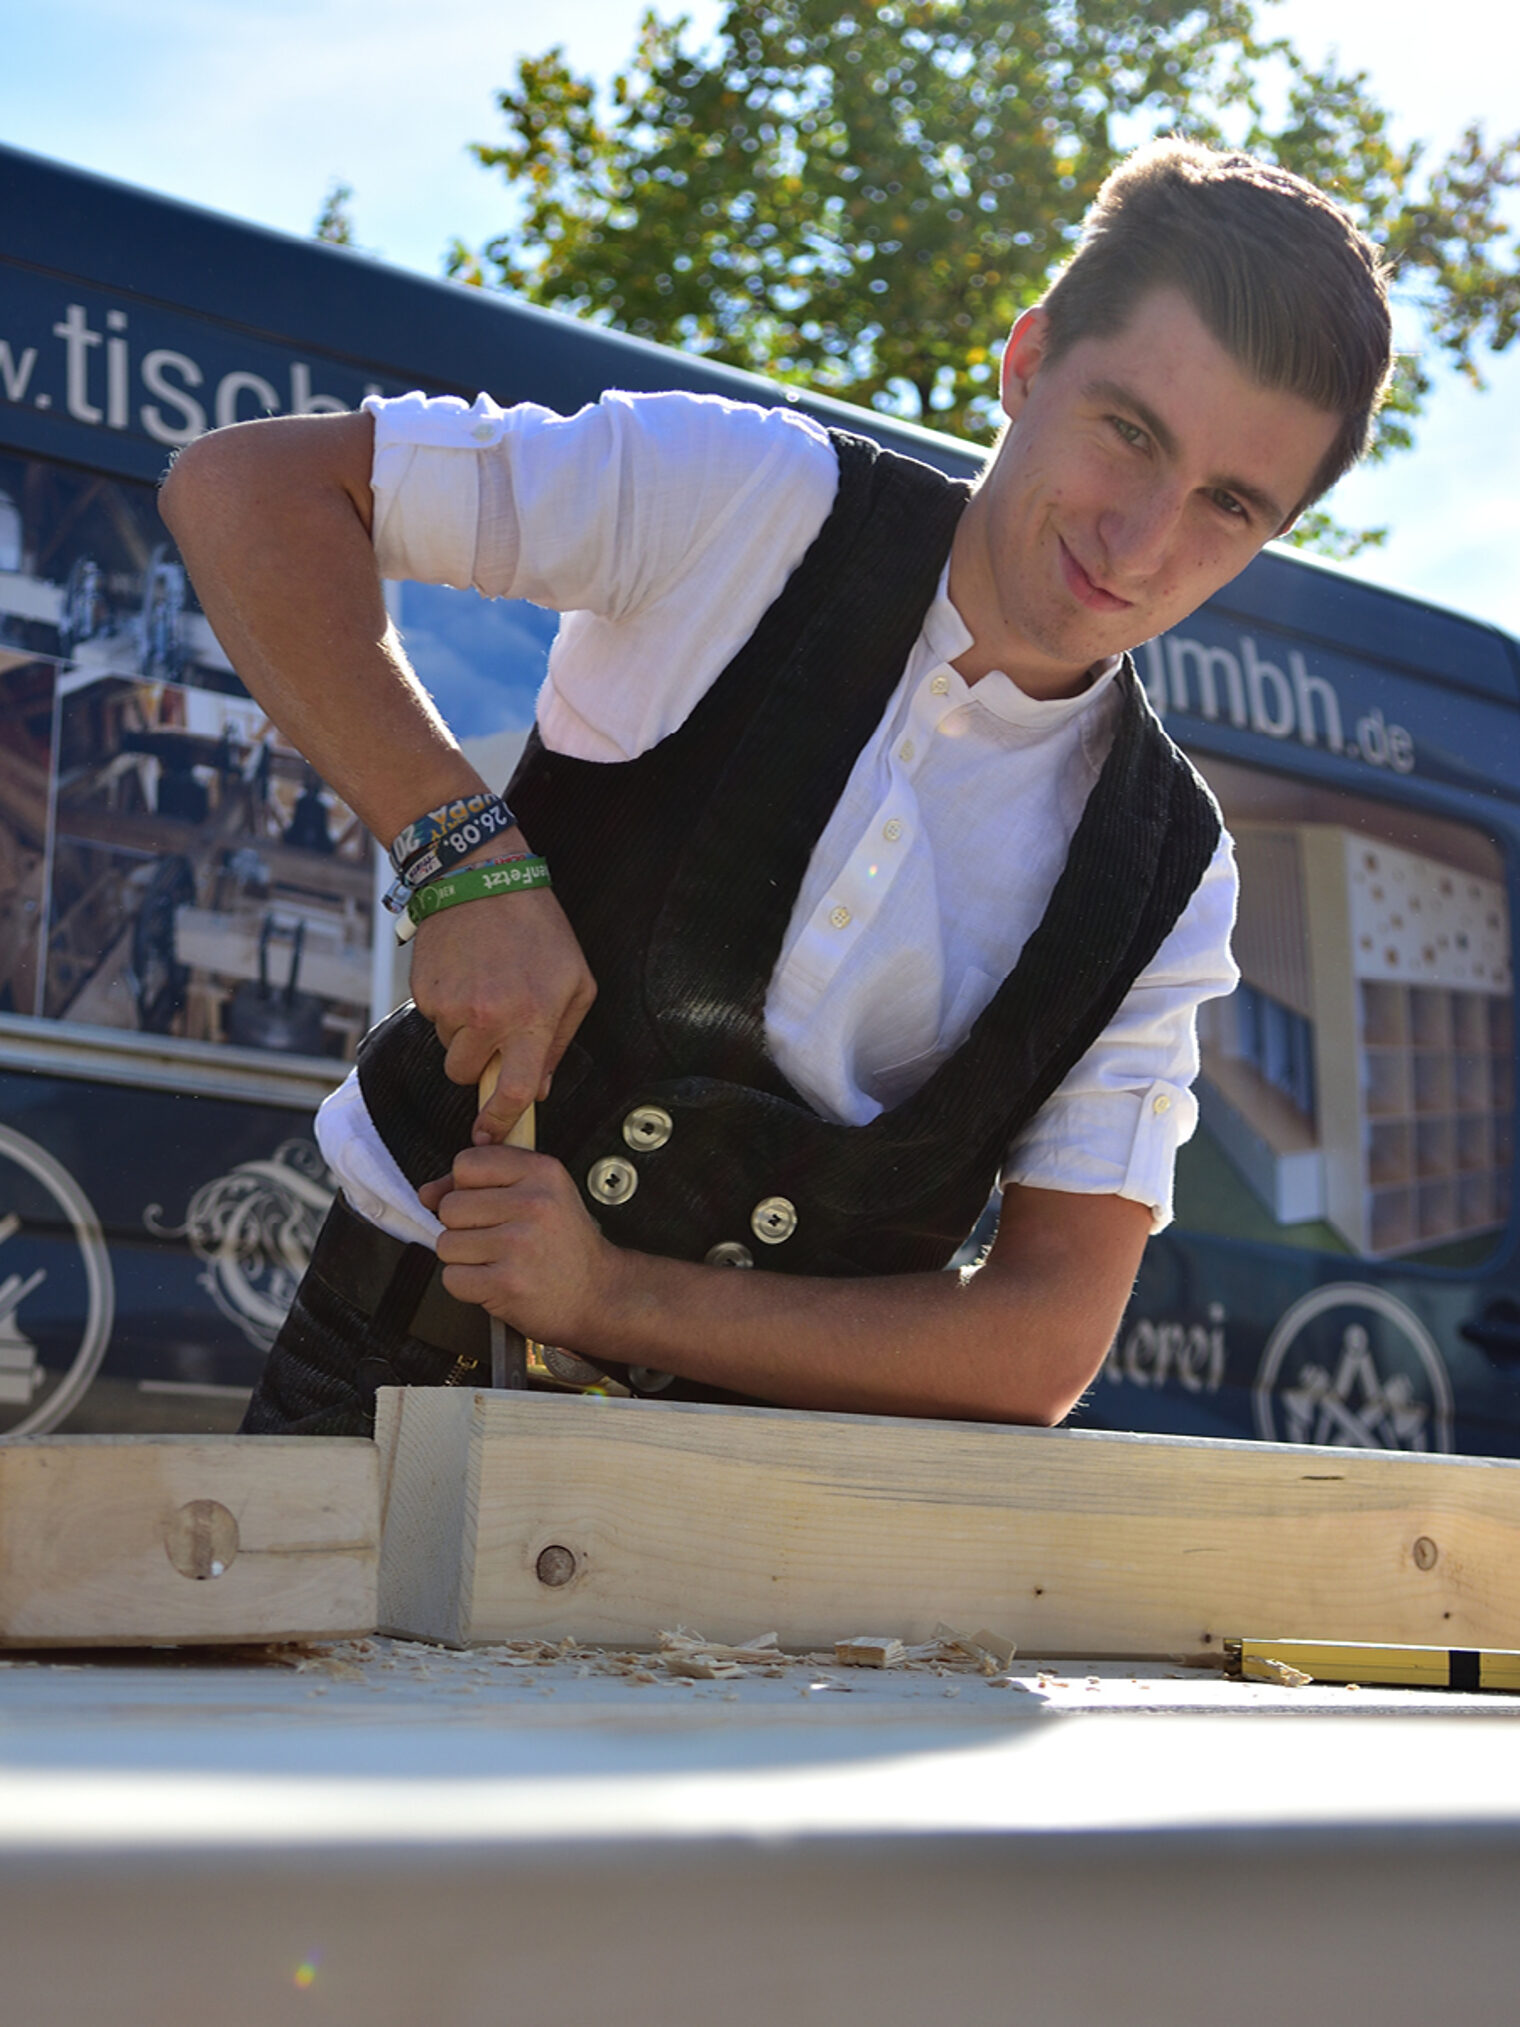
[360,429,1221,1278]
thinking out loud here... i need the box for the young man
[161,140,1392,1433]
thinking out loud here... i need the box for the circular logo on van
[0,1126,115,1439]
[144,1139,332,1352]
[1254,1282,1453,1453]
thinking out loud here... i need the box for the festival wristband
[388,792,517,879]
[394,855,552,944]
[381,804,523,916]
[389,847,535,936]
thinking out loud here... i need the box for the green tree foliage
[452,2,1519,554]
[314,180,361,248]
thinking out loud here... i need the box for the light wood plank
[375,1388,1520,1653]
[0,1435,379,1645]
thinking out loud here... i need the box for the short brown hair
[1041,139,1393,511]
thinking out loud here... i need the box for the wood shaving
[665,1652,744,1679]
[834,1637,906,1669]
[657,1628,781,1666]
[1242,1657,1314,1688]
[934,1622,1019,1672]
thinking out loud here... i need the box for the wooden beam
[0,1435,379,1646]
[53,804,373,899]
[375,1388,1520,1654]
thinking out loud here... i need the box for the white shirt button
[830,905,852,929]
[929,673,951,695]
[898,740,915,763]
[1151,1093,1172,1115]
[471,421,495,442]
[882,818,904,843]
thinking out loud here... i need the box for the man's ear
[999,305,1052,421]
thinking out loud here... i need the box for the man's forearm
[430,1150,1151,1425]
[580,1245,1084,1424]
[162,412,598,1134]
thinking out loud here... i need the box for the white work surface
[2,1638,1519,2026]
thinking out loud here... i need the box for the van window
[1176,756,1514,1270]
[391,580,554,746]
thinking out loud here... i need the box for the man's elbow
[991,1377,1093,1430]
[974,1317,1111,1429]
[160,411,375,548]
[157,430,217,542]
[158,420,261,549]
[968,1184,1146,1429]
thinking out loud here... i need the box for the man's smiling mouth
[1058,538,1133,614]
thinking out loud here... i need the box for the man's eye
[1212,490,1248,520]
[1110,416,1145,447]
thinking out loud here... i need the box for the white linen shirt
[318,387,1238,1249]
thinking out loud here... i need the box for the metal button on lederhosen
[622,1105,673,1151]
[705,1240,754,1268]
[588,1155,638,1205]
[750,1196,798,1244]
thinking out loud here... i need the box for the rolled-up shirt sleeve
[999,827,1240,1231]
[361,385,836,621]
[364,389,495,590]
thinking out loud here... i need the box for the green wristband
[398,855,552,942]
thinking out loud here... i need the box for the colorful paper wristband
[394,855,552,944]
[389,790,522,871]
[380,804,525,915]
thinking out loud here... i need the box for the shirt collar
[923,562,1125,730]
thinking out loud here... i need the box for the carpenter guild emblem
[0,1127,115,1438]
[1254,1282,1454,1453]
[146,1140,333,1351]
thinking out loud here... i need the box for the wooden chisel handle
[478,1056,532,1390]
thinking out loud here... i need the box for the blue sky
[2,0,1516,638]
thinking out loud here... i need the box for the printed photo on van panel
[1176,757,1512,1270]
[0,450,375,1057]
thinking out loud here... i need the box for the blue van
[3,143,1517,1453]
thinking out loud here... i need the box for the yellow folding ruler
[1227,1638,1520,1691]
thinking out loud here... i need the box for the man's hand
[419,1156,1150,1426]
[408,870,596,1143]
[422,1144,618,1346]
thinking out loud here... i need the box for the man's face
[950,287,1345,695]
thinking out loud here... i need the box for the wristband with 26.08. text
[382,792,518,916]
